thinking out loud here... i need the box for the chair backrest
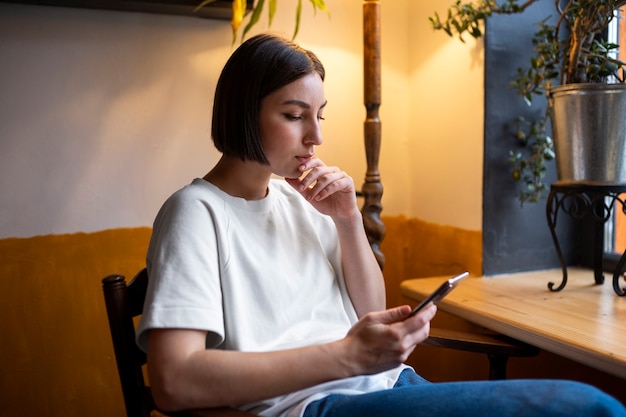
[102,269,259,417]
[102,268,154,417]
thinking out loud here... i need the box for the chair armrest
[426,327,539,357]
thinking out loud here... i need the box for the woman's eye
[283,113,324,122]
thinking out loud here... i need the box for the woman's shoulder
[157,178,225,217]
[170,178,216,197]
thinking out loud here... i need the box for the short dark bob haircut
[211,33,325,164]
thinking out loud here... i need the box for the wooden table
[400,268,626,379]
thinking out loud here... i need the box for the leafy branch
[430,0,626,205]
[196,0,330,44]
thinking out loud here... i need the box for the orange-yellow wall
[2,217,624,417]
[1,217,481,416]
[380,216,626,405]
[1,228,151,416]
[381,215,483,307]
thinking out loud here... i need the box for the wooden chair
[102,268,258,417]
[425,328,538,380]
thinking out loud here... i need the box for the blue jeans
[303,369,626,417]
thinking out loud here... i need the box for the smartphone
[407,271,469,318]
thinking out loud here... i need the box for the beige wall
[0,0,484,239]
[0,1,488,415]
[406,2,484,230]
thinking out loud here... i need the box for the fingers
[345,305,437,375]
[358,304,437,348]
[389,304,436,348]
[372,305,413,324]
[370,304,437,328]
[391,305,436,362]
[405,304,438,327]
[294,158,354,201]
[307,174,353,202]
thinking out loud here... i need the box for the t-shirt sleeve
[136,186,226,352]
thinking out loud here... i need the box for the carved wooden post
[362,0,385,269]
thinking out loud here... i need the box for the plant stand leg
[613,251,626,296]
[591,196,606,285]
[546,187,568,292]
[548,183,626,295]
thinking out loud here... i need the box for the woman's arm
[286,157,386,316]
[332,210,386,316]
[147,304,436,412]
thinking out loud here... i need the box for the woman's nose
[305,122,323,145]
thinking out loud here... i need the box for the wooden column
[362,0,385,268]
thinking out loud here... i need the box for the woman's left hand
[285,157,358,219]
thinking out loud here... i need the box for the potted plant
[197,0,329,43]
[430,0,626,204]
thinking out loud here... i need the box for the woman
[137,33,626,417]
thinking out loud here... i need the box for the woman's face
[258,72,326,179]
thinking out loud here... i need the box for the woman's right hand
[340,304,437,376]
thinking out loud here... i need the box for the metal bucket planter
[548,83,626,184]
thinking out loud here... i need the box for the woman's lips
[296,155,313,164]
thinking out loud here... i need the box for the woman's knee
[534,380,625,416]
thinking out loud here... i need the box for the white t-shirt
[137,178,406,417]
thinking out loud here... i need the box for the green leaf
[523,94,532,106]
[268,0,277,27]
[242,0,265,41]
[310,0,330,15]
[193,0,218,13]
[292,0,303,39]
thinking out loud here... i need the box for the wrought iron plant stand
[546,182,626,296]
